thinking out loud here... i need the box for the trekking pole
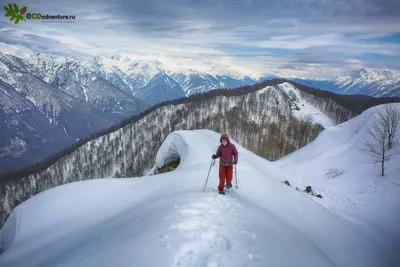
[203,159,215,191]
[235,164,239,189]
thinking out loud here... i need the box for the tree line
[1,79,399,227]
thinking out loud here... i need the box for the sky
[0,0,399,79]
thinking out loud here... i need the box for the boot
[218,190,225,195]
[225,183,232,189]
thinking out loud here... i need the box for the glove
[212,154,217,159]
[233,161,237,165]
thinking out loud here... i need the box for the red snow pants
[218,164,233,191]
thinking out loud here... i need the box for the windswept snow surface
[1,123,399,266]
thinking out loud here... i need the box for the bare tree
[379,104,400,149]
[361,104,400,176]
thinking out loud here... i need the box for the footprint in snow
[172,234,232,267]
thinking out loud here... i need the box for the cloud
[0,29,89,57]
[1,0,399,78]
[0,42,33,54]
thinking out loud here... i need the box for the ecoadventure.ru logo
[4,3,75,24]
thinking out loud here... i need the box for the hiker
[212,133,238,194]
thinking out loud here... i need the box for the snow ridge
[1,128,393,267]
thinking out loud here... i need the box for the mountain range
[0,51,273,172]
[0,51,399,173]
[290,68,400,97]
[0,52,149,172]
[0,80,355,226]
[80,54,400,98]
[1,81,399,267]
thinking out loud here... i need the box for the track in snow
[163,190,263,267]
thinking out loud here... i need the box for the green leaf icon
[4,3,25,24]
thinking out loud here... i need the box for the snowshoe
[218,190,226,195]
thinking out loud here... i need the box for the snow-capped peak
[126,61,164,77]
[336,68,400,85]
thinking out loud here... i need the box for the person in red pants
[212,133,238,195]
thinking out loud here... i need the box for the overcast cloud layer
[1,0,399,78]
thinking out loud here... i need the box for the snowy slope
[277,104,400,260]
[0,80,70,171]
[278,83,335,128]
[0,129,395,267]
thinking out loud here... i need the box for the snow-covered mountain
[3,50,400,100]
[83,56,133,94]
[214,75,252,89]
[84,56,165,94]
[84,57,190,102]
[125,61,165,88]
[0,52,150,173]
[336,68,400,97]
[136,72,186,105]
[1,50,275,108]
[83,55,268,98]
[19,53,149,120]
[1,102,399,266]
[278,83,335,128]
[170,69,225,96]
[0,74,114,172]
[0,50,276,173]
[0,81,356,227]
[1,50,398,174]
[0,80,70,172]
[290,68,400,97]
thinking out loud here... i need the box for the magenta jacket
[215,133,238,166]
